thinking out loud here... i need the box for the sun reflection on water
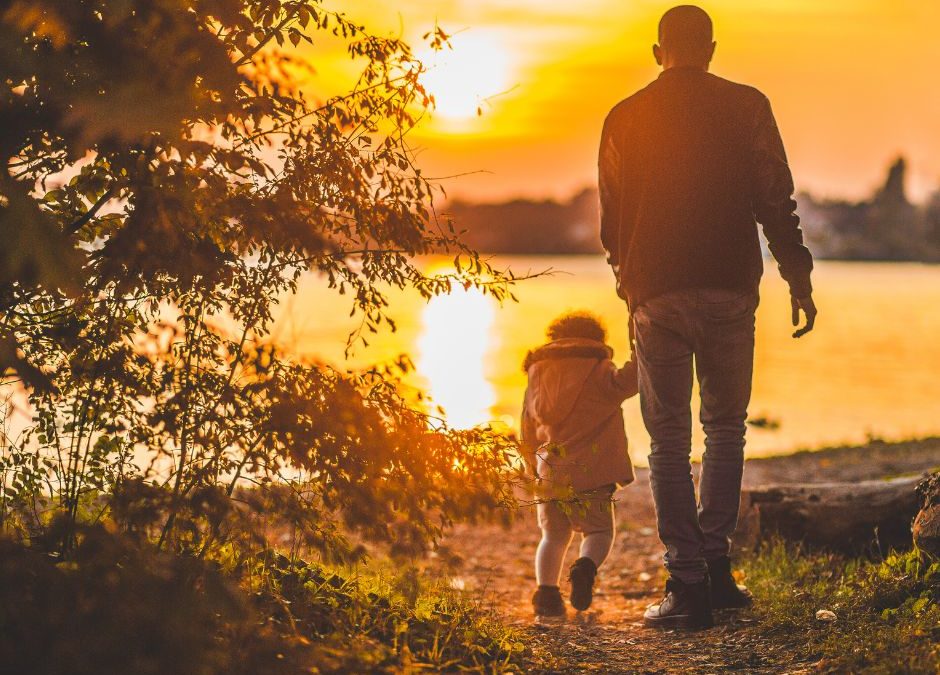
[416,286,497,429]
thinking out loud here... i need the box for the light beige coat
[521,338,638,494]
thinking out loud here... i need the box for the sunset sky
[316,1,940,203]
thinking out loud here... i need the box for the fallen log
[735,475,923,554]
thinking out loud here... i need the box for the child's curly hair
[546,311,607,343]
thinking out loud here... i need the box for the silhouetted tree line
[447,188,605,255]
[449,157,940,262]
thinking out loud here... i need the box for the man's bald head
[654,5,716,70]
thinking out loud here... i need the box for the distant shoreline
[660,436,940,487]
[447,159,940,262]
[469,252,940,264]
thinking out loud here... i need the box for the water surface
[277,258,940,462]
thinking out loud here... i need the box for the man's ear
[706,41,717,65]
[653,43,663,66]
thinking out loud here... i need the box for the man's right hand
[791,294,817,338]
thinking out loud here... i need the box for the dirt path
[438,440,940,674]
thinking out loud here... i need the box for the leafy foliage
[0,0,524,561]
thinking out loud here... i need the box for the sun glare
[416,286,497,429]
[416,31,512,125]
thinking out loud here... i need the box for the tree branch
[233,11,300,67]
[64,187,115,235]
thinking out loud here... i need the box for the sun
[416,30,512,125]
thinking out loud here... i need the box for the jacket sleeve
[598,114,624,271]
[598,360,639,404]
[519,392,539,476]
[752,96,814,299]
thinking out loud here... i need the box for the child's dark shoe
[707,555,753,609]
[532,585,566,623]
[568,557,598,611]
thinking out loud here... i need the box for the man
[599,5,816,630]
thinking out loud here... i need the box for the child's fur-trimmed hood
[523,338,613,428]
[523,338,613,372]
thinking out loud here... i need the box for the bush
[0,526,525,675]
[0,526,262,675]
[0,0,524,563]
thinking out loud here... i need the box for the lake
[275,257,940,462]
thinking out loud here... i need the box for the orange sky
[316,1,940,203]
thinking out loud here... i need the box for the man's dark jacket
[599,67,814,307]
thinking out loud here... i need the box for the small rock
[815,609,837,622]
[638,572,653,582]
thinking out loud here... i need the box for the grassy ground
[743,543,940,674]
[264,556,528,673]
[436,436,940,673]
[254,541,940,673]
[2,438,937,673]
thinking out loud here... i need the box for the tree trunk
[735,476,922,554]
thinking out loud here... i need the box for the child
[520,311,638,621]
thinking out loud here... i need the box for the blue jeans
[633,287,758,583]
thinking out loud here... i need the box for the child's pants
[535,484,616,587]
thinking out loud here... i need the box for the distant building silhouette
[799,157,938,261]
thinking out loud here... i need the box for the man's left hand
[791,294,817,338]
